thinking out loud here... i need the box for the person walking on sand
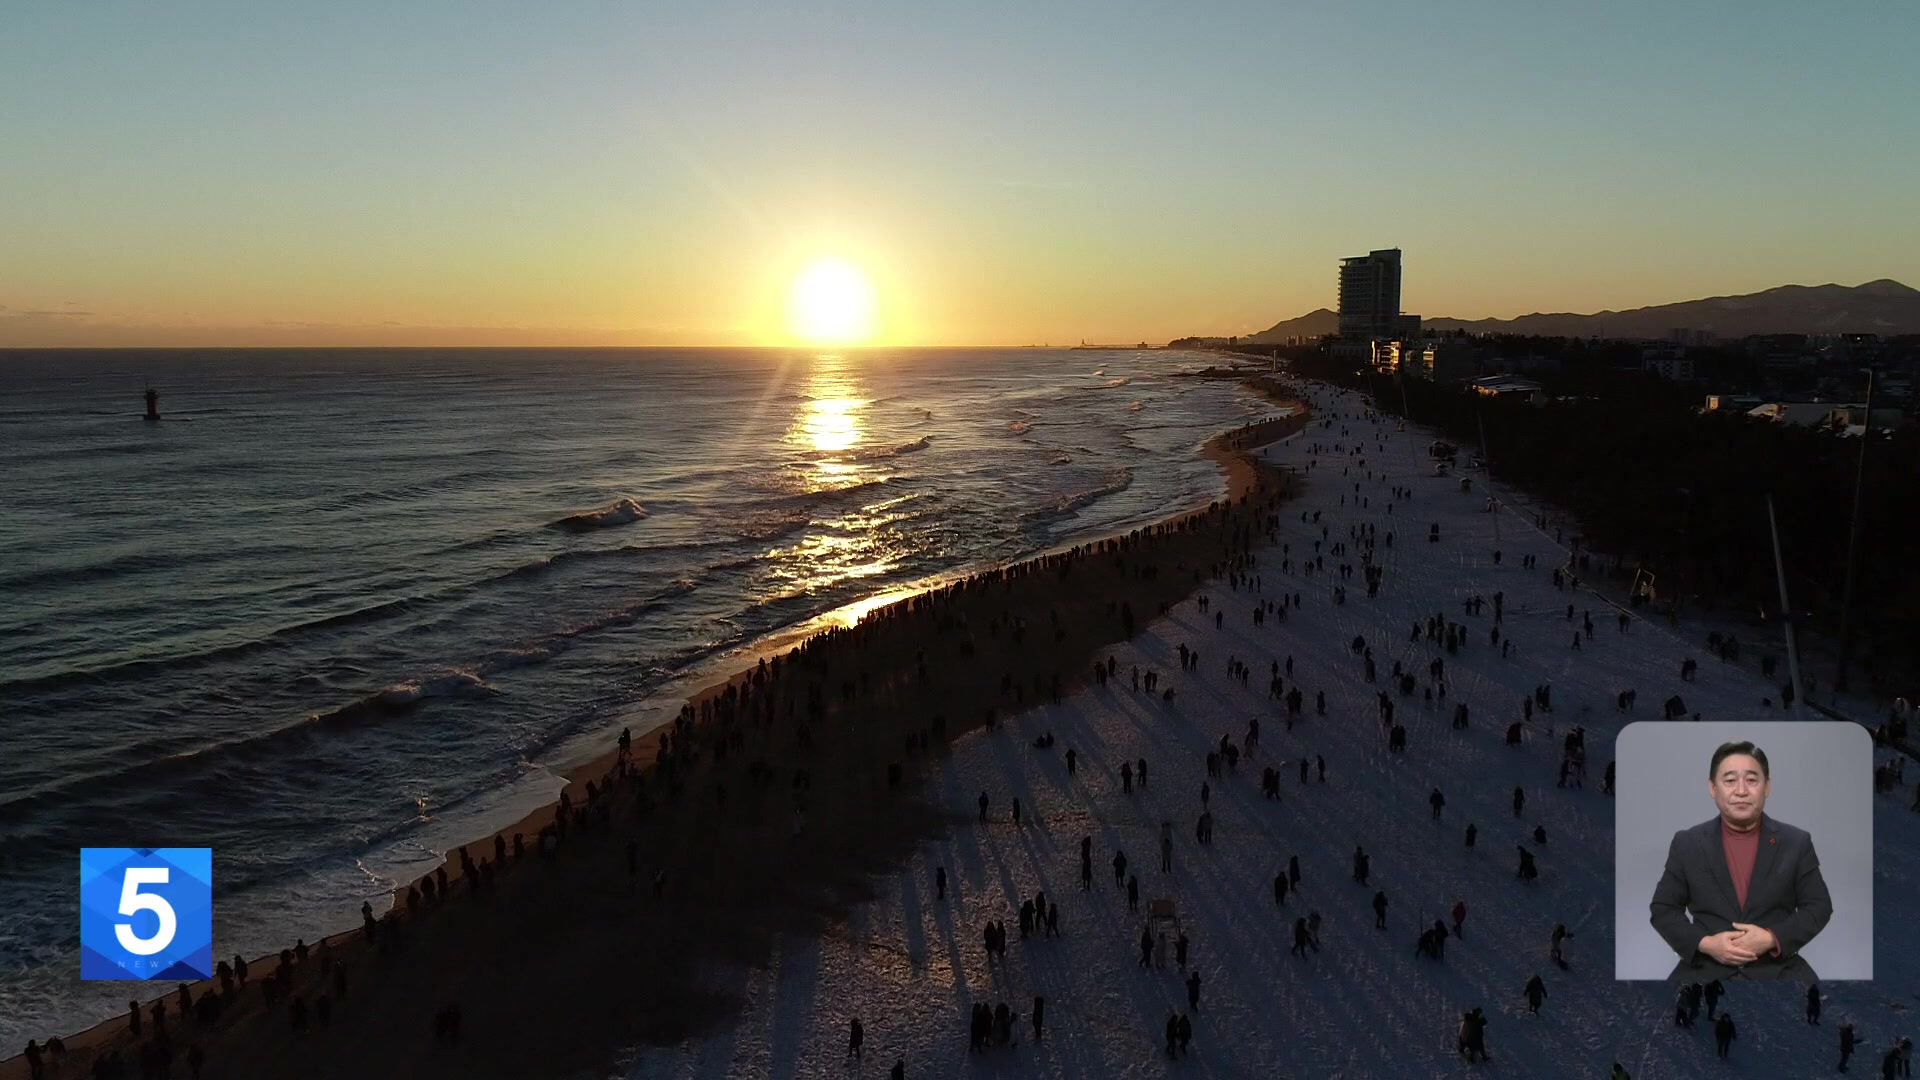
[1187,970,1202,1010]
[1291,917,1313,957]
[848,1018,864,1058]
[1714,1012,1736,1059]
[1032,995,1045,1042]
[978,791,989,822]
[935,866,946,900]
[1161,821,1174,872]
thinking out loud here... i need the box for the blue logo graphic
[80,848,213,981]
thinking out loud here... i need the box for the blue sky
[2,1,1915,344]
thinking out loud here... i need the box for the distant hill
[1246,307,1338,343]
[1247,280,1920,343]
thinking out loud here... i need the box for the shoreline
[1,377,1308,1080]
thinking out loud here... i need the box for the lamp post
[1767,494,1806,715]
[1835,366,1875,693]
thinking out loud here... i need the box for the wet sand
[0,377,1307,1080]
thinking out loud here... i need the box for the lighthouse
[144,386,161,421]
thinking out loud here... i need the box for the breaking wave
[549,497,648,533]
[851,435,930,460]
[1021,467,1135,525]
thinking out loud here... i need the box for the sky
[2,1,1916,347]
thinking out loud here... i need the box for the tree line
[1289,349,1919,696]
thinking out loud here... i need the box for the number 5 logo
[114,867,177,955]
[81,848,212,981]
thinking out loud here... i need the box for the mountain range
[1245,279,1920,343]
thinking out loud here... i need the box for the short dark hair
[1709,741,1770,780]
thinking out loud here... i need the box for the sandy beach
[1,375,1307,1080]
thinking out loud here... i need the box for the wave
[481,515,811,586]
[1049,454,1073,465]
[4,575,500,698]
[1103,377,1130,388]
[850,435,930,460]
[1007,420,1033,436]
[549,497,647,533]
[546,578,700,642]
[475,645,557,675]
[1020,467,1135,525]
[734,509,814,542]
[324,468,503,511]
[0,548,198,592]
[0,634,291,698]
[305,669,499,727]
[754,476,897,511]
[0,576,706,836]
[1128,401,1146,411]
[790,435,931,464]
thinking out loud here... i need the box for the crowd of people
[16,377,1914,1078]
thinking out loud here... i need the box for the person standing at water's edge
[1649,740,1833,980]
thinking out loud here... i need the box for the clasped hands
[1699,923,1778,966]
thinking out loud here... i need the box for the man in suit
[1650,740,1833,979]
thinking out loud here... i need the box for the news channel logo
[80,848,213,981]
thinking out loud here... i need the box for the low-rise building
[1370,339,1413,375]
[1746,401,1859,427]
[1470,375,1547,405]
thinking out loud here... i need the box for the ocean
[0,346,1278,1046]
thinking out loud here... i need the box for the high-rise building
[1338,249,1403,340]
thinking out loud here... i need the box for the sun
[786,257,878,346]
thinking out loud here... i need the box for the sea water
[0,346,1279,1045]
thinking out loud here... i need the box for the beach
[0,375,1307,1080]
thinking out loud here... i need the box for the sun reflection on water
[767,353,919,600]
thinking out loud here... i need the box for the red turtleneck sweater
[1721,819,1759,907]
[1720,818,1781,957]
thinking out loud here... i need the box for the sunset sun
[786,257,878,346]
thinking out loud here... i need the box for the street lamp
[1766,494,1807,715]
[1835,366,1875,693]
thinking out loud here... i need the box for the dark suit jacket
[1649,814,1833,980]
